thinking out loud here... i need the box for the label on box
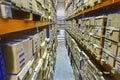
[116,63,120,73]
[105,32,109,39]
[101,53,108,62]
[80,57,82,61]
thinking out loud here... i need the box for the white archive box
[9,56,34,80]
[105,27,120,42]
[3,41,27,74]
[93,27,104,37]
[32,0,38,13]
[116,46,120,61]
[95,16,107,27]
[103,39,118,57]
[11,0,21,7]
[101,50,115,68]
[13,38,33,63]
[93,37,102,47]
[92,44,102,59]
[107,13,120,29]
[21,0,29,10]
[0,4,12,18]
[32,33,41,54]
[115,61,120,73]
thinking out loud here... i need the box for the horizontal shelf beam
[66,0,120,20]
[0,19,52,35]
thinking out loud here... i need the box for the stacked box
[11,0,21,7]
[105,13,120,42]
[9,56,34,80]
[89,0,102,7]
[13,38,33,63]
[101,39,117,68]
[81,51,105,80]
[0,4,12,18]
[32,33,41,54]
[105,27,120,42]
[21,0,29,10]
[3,41,27,74]
[102,13,120,72]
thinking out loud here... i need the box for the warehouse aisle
[54,42,75,80]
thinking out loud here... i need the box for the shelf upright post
[46,25,50,38]
[0,44,7,80]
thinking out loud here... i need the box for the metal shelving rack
[65,0,120,80]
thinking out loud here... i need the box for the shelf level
[65,29,120,80]
[66,0,120,20]
[0,19,52,35]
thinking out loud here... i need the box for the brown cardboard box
[95,16,107,27]
[104,39,118,57]
[107,13,120,29]
[105,27,120,42]
[3,41,26,74]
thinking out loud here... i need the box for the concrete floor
[54,42,75,80]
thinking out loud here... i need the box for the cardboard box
[13,38,33,64]
[105,27,120,42]
[89,0,102,6]
[0,4,12,18]
[32,33,40,54]
[21,0,29,9]
[104,39,117,57]
[93,37,102,47]
[89,34,94,43]
[107,13,120,29]
[95,16,107,27]
[89,17,95,26]
[11,0,21,7]
[39,41,47,58]
[116,46,120,60]
[101,50,108,62]
[89,26,95,35]
[101,50,115,67]
[107,56,115,68]
[87,42,93,51]
[85,18,90,26]
[3,41,26,74]
[93,27,104,37]
[92,44,102,59]
[115,61,120,73]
